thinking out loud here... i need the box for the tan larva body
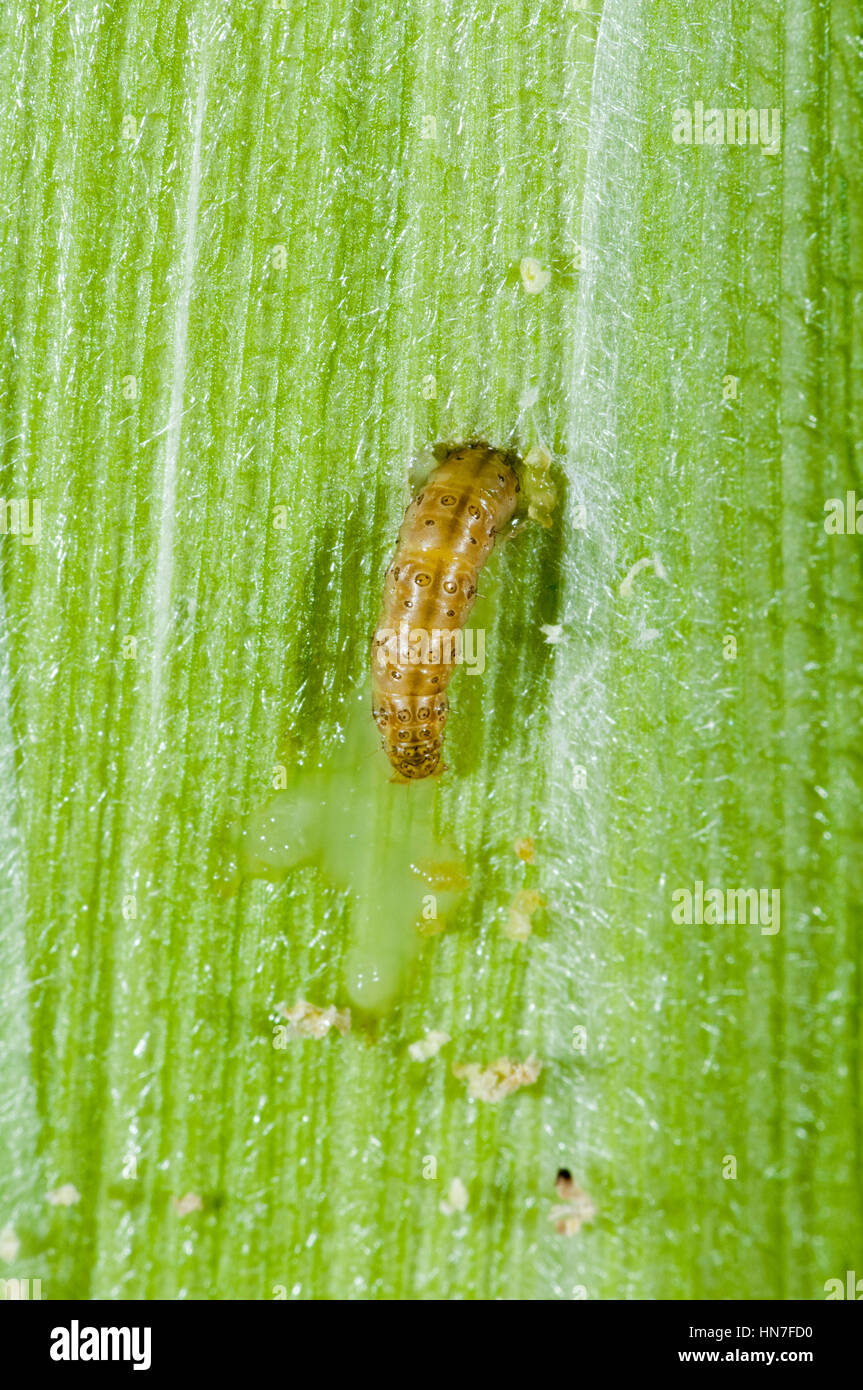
[371,442,520,780]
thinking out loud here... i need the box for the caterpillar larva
[371,441,520,780]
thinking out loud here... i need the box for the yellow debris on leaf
[550,1171,596,1235]
[47,1184,81,1207]
[408,1029,451,1062]
[416,916,447,938]
[439,1177,469,1215]
[513,836,536,864]
[521,445,557,528]
[452,1054,542,1103]
[550,1202,596,1236]
[173,1193,203,1216]
[519,256,551,295]
[504,888,546,941]
[277,1000,351,1040]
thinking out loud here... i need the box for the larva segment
[371,442,520,779]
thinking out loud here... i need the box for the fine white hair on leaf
[149,43,209,731]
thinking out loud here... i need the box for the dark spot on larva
[418,707,430,719]
[468,504,480,518]
[441,494,457,506]
[415,572,431,586]
[416,493,424,503]
[443,580,457,594]
[391,669,402,680]
[467,585,475,597]
[404,599,413,608]
[431,675,440,684]
[497,473,506,483]
[425,518,435,526]
[397,710,410,723]
[469,536,477,545]
[446,609,455,617]
[393,566,401,579]
[557,1168,572,1183]
[515,479,521,492]
[398,731,408,740]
